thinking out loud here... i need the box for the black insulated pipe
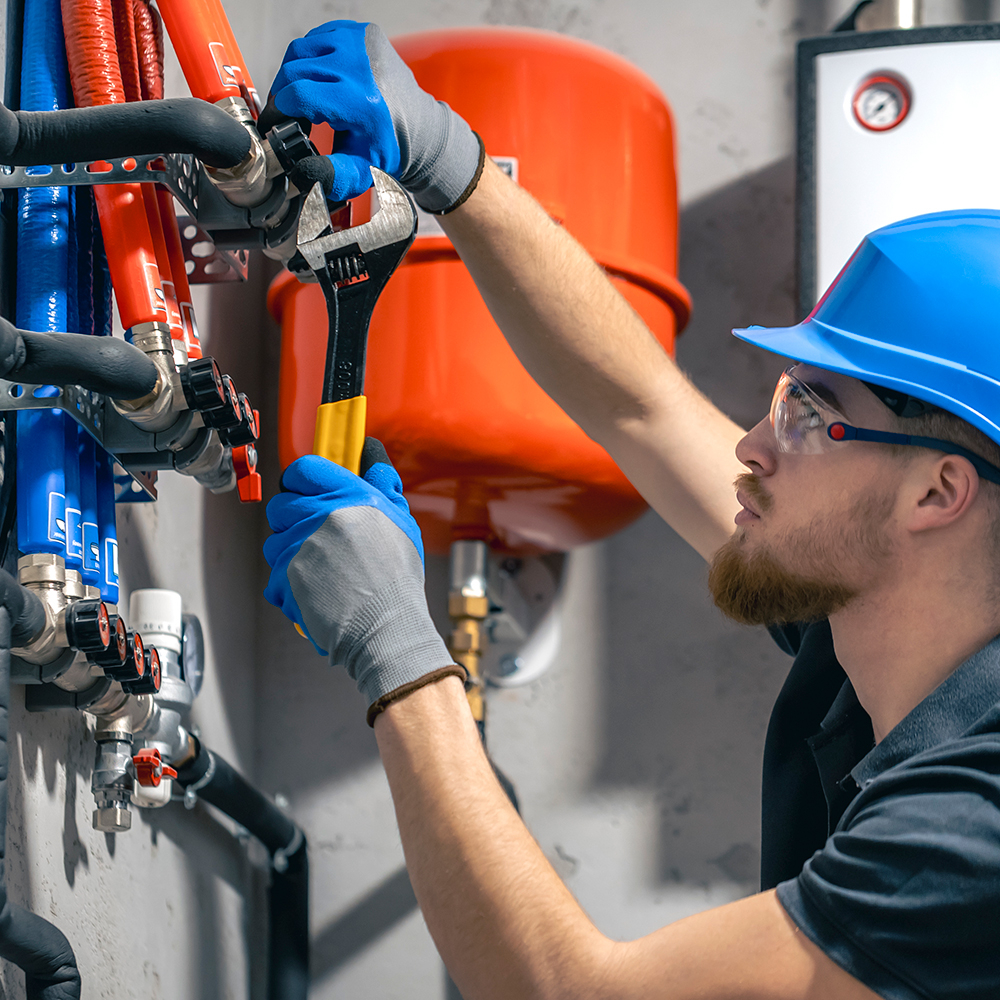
[0,571,81,999]
[0,98,251,169]
[175,738,308,1000]
[0,315,158,398]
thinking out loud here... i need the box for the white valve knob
[129,589,183,656]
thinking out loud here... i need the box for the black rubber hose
[175,738,308,1000]
[0,572,81,999]
[0,316,158,399]
[0,98,251,169]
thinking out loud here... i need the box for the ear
[907,454,981,533]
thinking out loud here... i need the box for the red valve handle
[133,748,178,787]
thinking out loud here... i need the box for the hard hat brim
[732,318,1000,447]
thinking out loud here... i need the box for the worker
[263,20,1000,999]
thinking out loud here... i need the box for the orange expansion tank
[268,27,690,555]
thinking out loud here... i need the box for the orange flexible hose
[61,0,124,106]
[126,0,202,357]
[62,0,167,332]
[155,186,202,359]
[133,0,164,101]
[141,185,184,342]
[111,0,185,350]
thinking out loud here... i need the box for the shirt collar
[851,631,1000,789]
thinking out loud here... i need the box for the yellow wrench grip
[313,395,367,475]
[293,396,368,644]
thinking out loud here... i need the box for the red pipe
[133,0,164,101]
[155,186,202,359]
[156,0,256,107]
[62,0,167,333]
[111,0,142,103]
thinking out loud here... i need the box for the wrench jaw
[286,168,417,471]
[291,168,418,278]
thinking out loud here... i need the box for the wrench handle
[313,396,367,475]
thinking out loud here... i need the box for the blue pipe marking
[78,430,98,586]
[96,447,119,604]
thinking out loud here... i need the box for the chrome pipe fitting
[205,97,271,208]
[112,322,185,432]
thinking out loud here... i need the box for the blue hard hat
[733,208,1000,447]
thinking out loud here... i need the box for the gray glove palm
[264,443,464,725]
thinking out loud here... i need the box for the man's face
[709,365,906,625]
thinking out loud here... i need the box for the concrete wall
[1,1,992,998]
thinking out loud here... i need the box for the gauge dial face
[852,73,911,132]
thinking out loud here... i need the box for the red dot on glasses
[829,423,846,441]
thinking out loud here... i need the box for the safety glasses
[769,366,1000,486]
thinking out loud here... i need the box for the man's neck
[829,581,1000,742]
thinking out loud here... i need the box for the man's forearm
[373,678,878,1000]
[440,160,746,560]
[441,158,675,440]
[374,676,616,1000]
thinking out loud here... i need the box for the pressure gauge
[852,73,911,132]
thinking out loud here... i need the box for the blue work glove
[264,439,462,724]
[271,20,484,210]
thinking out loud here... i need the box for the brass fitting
[12,553,67,665]
[447,541,492,724]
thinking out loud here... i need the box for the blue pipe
[79,187,119,604]
[78,431,98,589]
[15,0,73,562]
[95,447,118,605]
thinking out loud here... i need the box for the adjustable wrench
[291,169,417,473]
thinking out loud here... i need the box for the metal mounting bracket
[0,153,249,282]
[0,379,202,501]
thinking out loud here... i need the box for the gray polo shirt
[776,633,1000,1000]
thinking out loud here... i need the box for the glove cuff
[431,132,486,215]
[407,106,484,213]
[366,664,468,727]
[346,574,457,706]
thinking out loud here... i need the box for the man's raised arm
[272,20,745,559]
[441,159,744,558]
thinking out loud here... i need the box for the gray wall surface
[4,0,988,998]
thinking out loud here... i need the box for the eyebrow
[802,378,845,412]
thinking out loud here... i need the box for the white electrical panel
[798,25,1000,312]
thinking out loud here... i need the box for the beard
[708,474,896,626]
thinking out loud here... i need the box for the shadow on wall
[595,156,799,889]
[200,256,275,772]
